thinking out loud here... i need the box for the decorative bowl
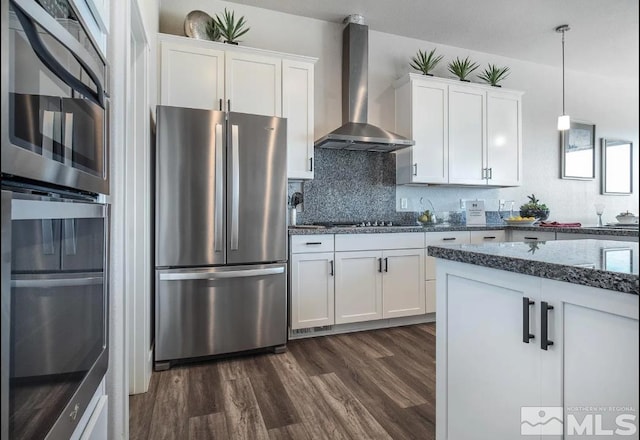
[615,212,639,224]
[503,218,539,226]
[520,209,549,221]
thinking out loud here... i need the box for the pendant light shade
[556,24,571,131]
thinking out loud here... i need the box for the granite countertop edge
[288,224,638,236]
[427,245,639,294]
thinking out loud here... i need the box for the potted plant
[478,64,510,87]
[214,8,250,45]
[410,48,443,76]
[206,18,222,42]
[447,56,479,81]
[519,194,550,221]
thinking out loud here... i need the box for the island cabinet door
[382,249,425,318]
[538,280,639,437]
[334,251,383,324]
[440,265,543,440]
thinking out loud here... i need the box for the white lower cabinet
[469,229,506,244]
[436,260,639,440]
[290,252,334,329]
[334,251,383,324]
[381,249,425,319]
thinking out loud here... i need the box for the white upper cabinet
[225,51,281,116]
[395,78,448,184]
[394,74,523,187]
[448,84,486,185]
[283,60,315,179]
[160,39,225,110]
[158,34,317,179]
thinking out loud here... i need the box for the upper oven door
[1,0,108,195]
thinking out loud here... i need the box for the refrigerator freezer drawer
[155,263,287,364]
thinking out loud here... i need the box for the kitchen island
[428,239,638,439]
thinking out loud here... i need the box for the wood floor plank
[269,351,351,440]
[222,377,270,440]
[415,323,437,336]
[354,331,395,358]
[187,363,223,417]
[248,355,300,429]
[130,325,436,440]
[188,413,229,440]
[288,337,335,376]
[147,368,188,440]
[129,372,160,440]
[311,372,392,439]
[267,423,313,440]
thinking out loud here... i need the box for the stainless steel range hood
[314,15,414,152]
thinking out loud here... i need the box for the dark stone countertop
[427,239,639,294]
[288,224,638,236]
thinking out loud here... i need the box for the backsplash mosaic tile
[288,148,505,226]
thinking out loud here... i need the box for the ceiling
[226,0,639,79]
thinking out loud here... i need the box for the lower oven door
[1,190,109,440]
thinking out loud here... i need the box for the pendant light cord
[561,29,566,115]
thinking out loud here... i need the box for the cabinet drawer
[290,235,334,253]
[509,230,556,242]
[335,233,425,252]
[426,231,470,245]
[469,230,506,244]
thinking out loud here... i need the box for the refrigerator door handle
[230,124,240,250]
[214,123,224,252]
[159,267,285,281]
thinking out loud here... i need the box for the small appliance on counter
[290,192,303,226]
[154,106,288,370]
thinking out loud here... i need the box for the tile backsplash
[288,148,506,225]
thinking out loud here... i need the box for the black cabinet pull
[488,167,493,179]
[442,237,456,241]
[309,157,313,172]
[524,237,538,240]
[219,98,223,111]
[384,257,389,272]
[329,260,334,276]
[522,297,535,343]
[484,236,496,240]
[378,258,382,273]
[305,242,322,245]
[413,163,418,176]
[541,301,554,350]
[227,99,231,112]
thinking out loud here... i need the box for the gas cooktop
[312,221,412,228]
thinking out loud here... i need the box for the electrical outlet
[401,198,408,209]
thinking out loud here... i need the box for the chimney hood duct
[314,15,414,152]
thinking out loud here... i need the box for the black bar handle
[329,260,334,276]
[384,257,388,272]
[413,163,418,176]
[488,168,493,179]
[310,157,313,172]
[219,98,223,111]
[443,237,456,241]
[522,297,535,343]
[378,258,382,273]
[524,237,539,240]
[484,236,496,240]
[305,242,322,245]
[227,99,231,112]
[541,301,554,350]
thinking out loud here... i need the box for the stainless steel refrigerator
[154,106,288,370]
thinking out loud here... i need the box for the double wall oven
[1,0,109,439]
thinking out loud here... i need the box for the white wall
[159,0,638,223]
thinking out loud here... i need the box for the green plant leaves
[206,18,222,42]
[477,64,510,86]
[410,48,443,75]
[214,8,250,44]
[447,56,479,80]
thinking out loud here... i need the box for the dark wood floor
[129,323,436,440]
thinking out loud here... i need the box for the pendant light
[556,24,571,131]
